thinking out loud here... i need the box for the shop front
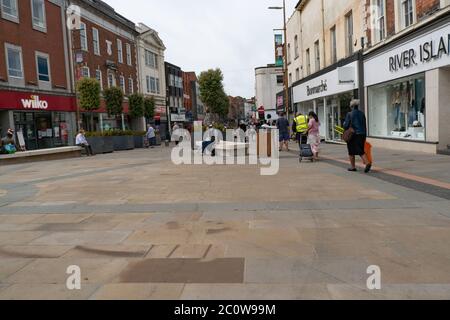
[0,90,76,151]
[81,100,132,132]
[292,58,359,142]
[364,18,450,154]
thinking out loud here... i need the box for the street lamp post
[269,0,289,119]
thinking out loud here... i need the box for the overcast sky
[104,0,298,98]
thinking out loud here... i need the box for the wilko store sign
[21,95,48,110]
[0,90,76,112]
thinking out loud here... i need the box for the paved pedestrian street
[1,144,450,300]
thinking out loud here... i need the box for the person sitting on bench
[76,129,94,156]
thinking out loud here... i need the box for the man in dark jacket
[343,100,372,173]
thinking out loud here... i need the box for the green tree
[128,93,145,118]
[76,78,101,131]
[144,96,155,120]
[198,69,230,120]
[104,86,124,117]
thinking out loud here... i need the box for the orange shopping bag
[365,142,373,164]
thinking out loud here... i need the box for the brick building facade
[0,0,76,150]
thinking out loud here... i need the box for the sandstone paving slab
[62,245,151,259]
[145,244,179,258]
[30,214,93,224]
[115,258,245,284]
[327,284,450,300]
[124,228,200,245]
[35,221,121,232]
[0,258,34,281]
[0,284,99,300]
[0,214,45,224]
[0,245,73,259]
[169,244,211,259]
[0,224,44,232]
[244,257,370,286]
[30,231,132,246]
[0,231,46,246]
[4,258,130,285]
[180,284,331,300]
[90,283,185,300]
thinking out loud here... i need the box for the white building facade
[254,64,284,121]
[136,23,167,131]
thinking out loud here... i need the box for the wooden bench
[0,146,82,165]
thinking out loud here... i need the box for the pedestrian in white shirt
[146,125,156,148]
[76,129,94,156]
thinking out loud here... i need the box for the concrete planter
[86,137,104,155]
[134,136,146,149]
[113,136,134,151]
[102,136,114,153]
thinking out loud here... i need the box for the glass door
[14,112,38,150]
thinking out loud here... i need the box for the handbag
[342,118,355,143]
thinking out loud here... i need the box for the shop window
[5,44,23,78]
[31,0,46,32]
[1,0,19,22]
[36,53,50,83]
[368,74,426,141]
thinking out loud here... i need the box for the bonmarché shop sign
[307,80,328,96]
[389,34,450,72]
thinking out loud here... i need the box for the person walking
[277,112,290,152]
[293,112,309,146]
[172,122,180,145]
[343,99,372,173]
[75,129,94,156]
[146,124,156,148]
[307,111,321,161]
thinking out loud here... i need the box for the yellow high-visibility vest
[295,115,308,133]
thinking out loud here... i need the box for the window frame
[35,51,51,84]
[126,43,132,66]
[1,0,19,23]
[96,69,103,90]
[401,0,415,29]
[294,35,299,59]
[117,39,123,64]
[81,66,90,79]
[330,25,337,64]
[306,48,311,76]
[128,77,134,94]
[108,72,116,88]
[31,0,46,32]
[80,22,88,52]
[314,40,320,72]
[5,43,24,80]
[119,75,125,93]
[92,27,100,56]
[345,11,354,57]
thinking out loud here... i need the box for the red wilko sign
[0,90,76,112]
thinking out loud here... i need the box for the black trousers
[78,144,93,156]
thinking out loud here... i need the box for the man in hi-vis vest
[293,113,309,146]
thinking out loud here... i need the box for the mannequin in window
[399,83,409,131]
[392,86,401,131]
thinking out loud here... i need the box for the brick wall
[0,0,68,90]
[416,0,441,20]
[72,16,137,95]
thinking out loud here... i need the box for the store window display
[368,74,426,141]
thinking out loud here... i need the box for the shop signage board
[0,91,77,112]
[171,114,186,122]
[275,34,284,67]
[365,23,450,87]
[292,61,358,103]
